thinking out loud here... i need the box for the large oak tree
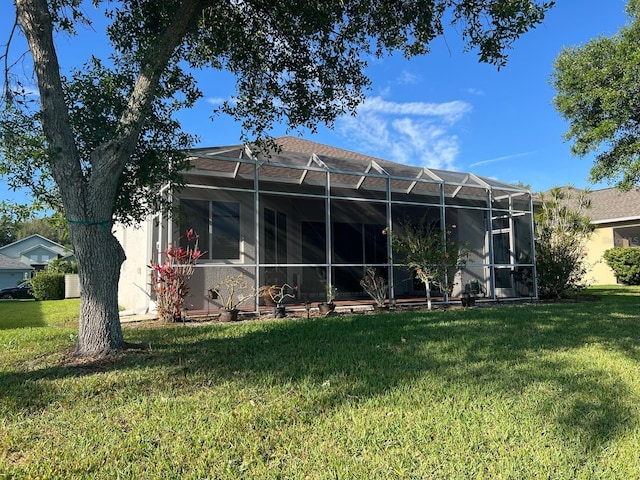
[3,0,553,357]
[552,0,640,190]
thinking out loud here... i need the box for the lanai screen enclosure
[117,137,536,313]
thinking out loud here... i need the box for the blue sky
[0,0,631,205]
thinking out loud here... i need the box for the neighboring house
[0,234,75,278]
[0,254,33,290]
[576,187,640,285]
[116,137,537,313]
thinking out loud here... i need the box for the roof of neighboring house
[0,234,71,259]
[545,186,640,225]
[585,187,640,223]
[0,254,33,271]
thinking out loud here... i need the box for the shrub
[45,258,78,274]
[360,267,388,307]
[30,272,65,300]
[603,247,640,285]
[149,229,203,322]
[535,187,592,299]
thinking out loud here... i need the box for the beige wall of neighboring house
[586,225,617,285]
[560,187,640,286]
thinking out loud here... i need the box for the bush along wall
[603,247,640,285]
[30,272,66,300]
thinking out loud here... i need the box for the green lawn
[2,288,640,478]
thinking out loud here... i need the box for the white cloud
[359,97,470,123]
[337,96,470,170]
[205,96,232,106]
[396,70,420,85]
[468,151,533,168]
[466,87,485,96]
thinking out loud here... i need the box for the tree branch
[14,0,86,215]
[94,0,207,179]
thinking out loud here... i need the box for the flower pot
[274,305,286,318]
[262,286,277,306]
[318,302,335,315]
[219,308,239,322]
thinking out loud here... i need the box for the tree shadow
[0,300,46,330]
[1,289,640,455]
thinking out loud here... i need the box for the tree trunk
[425,282,433,310]
[71,223,126,357]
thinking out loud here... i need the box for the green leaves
[535,187,593,299]
[603,247,640,285]
[389,216,468,298]
[552,1,640,189]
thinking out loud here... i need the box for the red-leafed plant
[149,229,204,322]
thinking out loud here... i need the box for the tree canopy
[3,0,554,357]
[552,0,640,190]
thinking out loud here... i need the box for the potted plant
[318,282,337,315]
[360,267,388,311]
[260,283,296,318]
[209,274,256,322]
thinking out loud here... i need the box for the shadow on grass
[0,300,46,330]
[2,288,640,454]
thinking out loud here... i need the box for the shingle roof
[275,136,386,164]
[0,254,31,270]
[187,136,526,194]
[547,186,640,224]
[586,187,640,223]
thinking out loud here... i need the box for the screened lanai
[150,136,536,313]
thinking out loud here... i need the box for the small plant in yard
[360,266,388,307]
[149,229,203,322]
[388,217,467,310]
[209,274,256,311]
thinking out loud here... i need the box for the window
[179,199,210,256]
[302,221,326,264]
[212,201,240,260]
[264,208,287,264]
[613,226,640,247]
[180,199,241,260]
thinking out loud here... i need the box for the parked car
[0,281,34,300]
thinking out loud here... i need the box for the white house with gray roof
[0,234,75,289]
[0,254,33,290]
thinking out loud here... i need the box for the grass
[1,287,640,478]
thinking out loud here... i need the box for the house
[0,234,75,289]
[575,187,640,285]
[0,254,33,290]
[116,137,537,313]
